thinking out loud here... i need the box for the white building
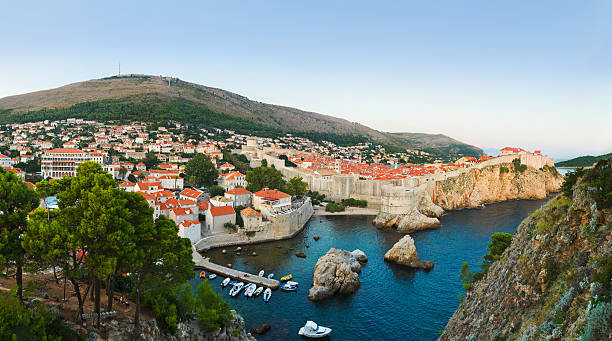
[178,220,201,245]
[224,187,252,207]
[41,148,103,179]
[205,205,235,233]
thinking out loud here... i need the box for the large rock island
[307,248,366,301]
[384,235,434,270]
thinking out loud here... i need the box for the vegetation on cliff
[441,158,612,340]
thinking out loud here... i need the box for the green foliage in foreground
[143,280,232,334]
[0,291,83,340]
[460,232,512,292]
[562,168,585,198]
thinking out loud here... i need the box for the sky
[1,1,611,159]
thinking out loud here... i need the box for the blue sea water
[191,198,550,341]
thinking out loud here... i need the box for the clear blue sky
[2,1,611,159]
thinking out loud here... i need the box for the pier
[192,247,280,290]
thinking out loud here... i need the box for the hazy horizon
[2,1,611,160]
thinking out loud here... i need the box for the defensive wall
[194,198,314,252]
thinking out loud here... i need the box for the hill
[0,74,482,159]
[556,152,612,167]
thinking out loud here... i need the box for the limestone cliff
[434,163,563,211]
[375,162,563,233]
[440,160,612,340]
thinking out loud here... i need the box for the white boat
[254,286,264,297]
[221,277,230,287]
[281,283,298,291]
[208,274,217,280]
[263,288,271,302]
[287,281,299,286]
[258,270,265,277]
[244,284,256,297]
[298,321,332,338]
[229,282,244,296]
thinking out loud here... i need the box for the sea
[191,197,551,341]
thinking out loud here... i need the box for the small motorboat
[263,288,272,302]
[298,321,332,338]
[244,284,256,297]
[254,286,264,297]
[281,283,298,291]
[280,274,293,282]
[267,273,274,279]
[208,274,217,280]
[221,277,230,287]
[287,281,299,287]
[258,270,265,277]
[229,282,244,297]
[199,271,206,279]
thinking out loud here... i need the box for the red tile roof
[225,187,252,195]
[254,189,291,200]
[210,205,235,217]
[47,148,85,154]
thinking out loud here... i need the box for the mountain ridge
[0,74,483,159]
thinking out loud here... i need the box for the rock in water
[295,252,307,258]
[250,323,271,335]
[351,249,368,263]
[313,235,320,241]
[307,248,362,301]
[384,235,434,270]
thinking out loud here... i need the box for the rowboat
[263,288,271,302]
[280,274,293,282]
[254,286,264,297]
[258,270,265,277]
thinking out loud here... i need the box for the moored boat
[280,274,293,282]
[221,277,230,287]
[254,286,264,297]
[267,273,274,279]
[199,271,206,279]
[244,283,256,297]
[287,280,299,286]
[263,288,272,302]
[208,274,217,280]
[258,270,264,277]
[298,321,332,338]
[281,283,298,291]
[229,282,244,297]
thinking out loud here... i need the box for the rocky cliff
[440,160,612,340]
[384,235,434,270]
[375,162,563,233]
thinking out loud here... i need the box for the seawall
[195,199,314,252]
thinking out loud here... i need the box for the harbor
[192,247,280,290]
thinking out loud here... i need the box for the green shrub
[562,168,585,198]
[325,202,345,212]
[194,280,233,332]
[341,198,367,208]
[0,291,83,340]
[499,166,509,175]
[512,158,527,172]
[580,301,612,341]
[142,283,195,333]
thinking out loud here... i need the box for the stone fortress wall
[195,198,314,252]
[275,153,553,209]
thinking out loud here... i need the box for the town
[0,118,555,248]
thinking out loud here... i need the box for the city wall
[194,198,314,252]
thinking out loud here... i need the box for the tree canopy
[184,154,218,188]
[245,166,286,193]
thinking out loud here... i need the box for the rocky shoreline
[374,163,563,233]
